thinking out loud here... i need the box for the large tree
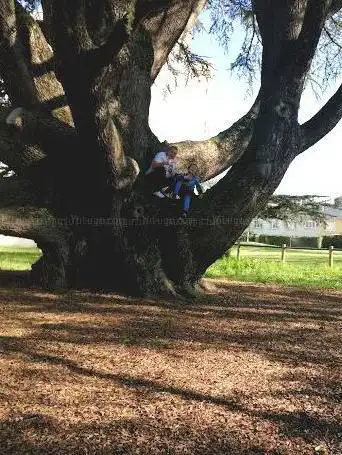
[0,0,342,296]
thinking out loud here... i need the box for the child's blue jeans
[174,176,197,212]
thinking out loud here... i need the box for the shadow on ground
[0,276,341,454]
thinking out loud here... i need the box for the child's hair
[167,145,178,155]
[188,162,198,174]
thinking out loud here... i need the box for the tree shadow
[1,338,341,454]
[0,280,341,454]
[0,279,341,367]
[0,412,287,455]
[205,280,342,306]
[0,271,31,288]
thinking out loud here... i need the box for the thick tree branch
[41,1,145,188]
[0,206,67,242]
[0,2,73,125]
[15,3,73,125]
[329,0,342,15]
[0,207,44,238]
[253,0,307,44]
[91,18,129,69]
[0,136,44,173]
[142,0,207,81]
[0,105,77,173]
[5,106,77,154]
[0,0,38,105]
[0,107,45,171]
[41,0,125,65]
[173,95,260,181]
[296,0,333,71]
[253,0,309,93]
[0,176,36,206]
[300,82,342,151]
[0,205,70,289]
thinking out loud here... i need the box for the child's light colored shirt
[146,151,177,178]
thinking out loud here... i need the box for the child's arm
[151,156,168,169]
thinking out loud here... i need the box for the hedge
[322,235,342,249]
[247,234,321,248]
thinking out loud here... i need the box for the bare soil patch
[0,276,341,454]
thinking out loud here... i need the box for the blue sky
[149,16,342,200]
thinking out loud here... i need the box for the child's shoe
[153,191,166,198]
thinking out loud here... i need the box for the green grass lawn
[1,245,342,289]
[206,245,342,289]
[232,244,342,265]
[0,246,41,271]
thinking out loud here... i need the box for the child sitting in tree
[173,163,203,216]
[145,143,178,198]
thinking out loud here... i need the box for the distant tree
[334,196,342,208]
[260,195,329,224]
[0,1,341,296]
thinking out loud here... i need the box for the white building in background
[249,218,321,238]
[248,205,342,239]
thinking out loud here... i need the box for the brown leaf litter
[0,274,341,454]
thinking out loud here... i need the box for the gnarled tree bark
[0,0,342,296]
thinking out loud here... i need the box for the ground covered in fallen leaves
[0,273,341,455]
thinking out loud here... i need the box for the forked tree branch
[300,82,342,151]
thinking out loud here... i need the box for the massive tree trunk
[0,0,342,296]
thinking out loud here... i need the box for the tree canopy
[260,195,329,224]
[208,0,342,88]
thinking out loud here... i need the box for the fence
[235,242,342,268]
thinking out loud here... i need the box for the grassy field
[206,245,342,289]
[0,246,41,271]
[1,244,342,289]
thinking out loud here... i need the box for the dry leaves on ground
[0,274,341,454]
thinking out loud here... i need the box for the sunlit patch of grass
[206,254,342,289]
[0,247,41,271]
